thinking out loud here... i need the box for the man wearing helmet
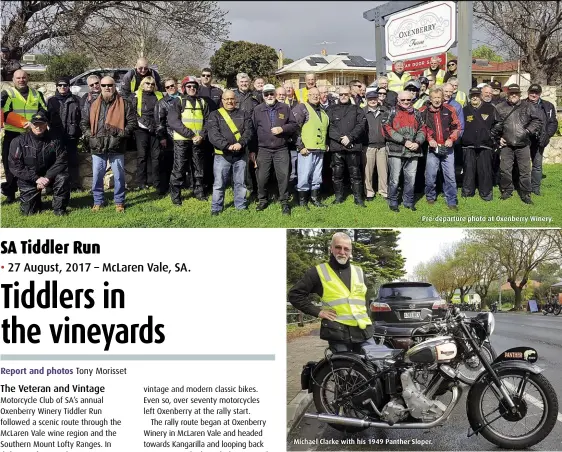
[414,77,430,109]
[167,76,210,205]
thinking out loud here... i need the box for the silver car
[70,68,131,98]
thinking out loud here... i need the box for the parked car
[369,282,447,331]
[70,68,130,98]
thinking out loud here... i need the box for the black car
[370,282,447,332]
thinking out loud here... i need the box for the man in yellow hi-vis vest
[295,73,317,103]
[167,76,210,205]
[292,87,329,209]
[288,232,376,352]
[1,69,47,203]
[206,90,254,215]
[423,56,446,86]
[386,60,412,93]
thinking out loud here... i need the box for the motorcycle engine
[400,369,447,421]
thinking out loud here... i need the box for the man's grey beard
[102,92,116,102]
[335,256,349,265]
[265,98,276,106]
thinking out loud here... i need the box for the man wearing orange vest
[288,232,375,352]
[1,69,47,203]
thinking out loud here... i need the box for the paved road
[287,313,562,451]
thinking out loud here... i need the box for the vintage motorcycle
[490,301,498,313]
[301,307,558,449]
[542,298,561,316]
[373,309,497,384]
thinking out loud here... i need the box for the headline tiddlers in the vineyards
[1,280,166,351]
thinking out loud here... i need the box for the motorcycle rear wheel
[312,360,375,433]
[553,305,561,316]
[467,370,558,449]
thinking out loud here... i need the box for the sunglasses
[185,85,197,89]
[165,84,176,89]
[100,84,114,88]
[201,74,211,78]
[89,82,100,87]
[339,93,350,96]
[57,84,68,87]
[399,98,412,102]
[144,82,155,86]
[263,92,276,97]
[448,63,456,66]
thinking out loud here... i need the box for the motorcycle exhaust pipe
[305,386,460,429]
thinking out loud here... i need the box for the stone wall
[545,136,562,164]
[0,81,56,100]
[78,153,141,189]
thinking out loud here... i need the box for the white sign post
[385,1,457,61]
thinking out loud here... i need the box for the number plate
[403,311,420,319]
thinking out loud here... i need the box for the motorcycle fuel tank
[405,336,457,363]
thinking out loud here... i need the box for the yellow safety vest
[423,68,446,85]
[301,103,329,150]
[316,263,371,329]
[454,90,467,107]
[136,91,163,116]
[350,97,367,108]
[214,108,240,155]
[173,97,206,141]
[414,95,428,110]
[2,87,47,133]
[296,87,311,103]
[387,71,412,92]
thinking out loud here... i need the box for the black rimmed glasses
[263,92,276,97]
[165,84,176,89]
[100,84,114,88]
[89,82,100,87]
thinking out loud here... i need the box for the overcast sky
[218,1,489,61]
[398,228,466,278]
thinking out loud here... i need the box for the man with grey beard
[80,76,136,212]
[288,232,375,352]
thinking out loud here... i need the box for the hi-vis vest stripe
[214,108,241,155]
[173,98,206,141]
[316,263,370,329]
[301,103,329,150]
[423,68,446,86]
[136,91,163,116]
[2,87,46,133]
[387,71,412,92]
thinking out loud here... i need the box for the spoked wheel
[467,370,558,449]
[553,305,561,316]
[546,304,554,314]
[312,360,374,433]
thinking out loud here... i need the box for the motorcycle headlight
[487,312,495,336]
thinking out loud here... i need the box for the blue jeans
[289,150,298,183]
[425,149,458,206]
[388,156,417,207]
[297,151,324,191]
[211,154,247,212]
[92,154,125,205]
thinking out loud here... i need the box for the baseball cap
[469,87,481,96]
[477,83,487,88]
[1,46,10,53]
[30,111,48,125]
[507,83,521,94]
[365,91,379,99]
[262,84,276,93]
[490,80,502,90]
[528,83,542,93]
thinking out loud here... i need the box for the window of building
[333,74,356,87]
[299,76,305,89]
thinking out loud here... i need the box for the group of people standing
[1,55,558,216]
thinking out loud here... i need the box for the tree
[469,243,502,308]
[0,1,229,66]
[283,58,294,65]
[211,41,278,88]
[472,44,503,62]
[45,52,92,80]
[473,1,562,84]
[467,230,562,309]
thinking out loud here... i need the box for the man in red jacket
[419,87,461,210]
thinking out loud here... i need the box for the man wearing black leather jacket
[524,84,559,195]
[47,76,82,191]
[327,86,367,206]
[288,232,375,352]
[8,111,69,216]
[494,84,542,204]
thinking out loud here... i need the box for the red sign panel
[392,53,447,72]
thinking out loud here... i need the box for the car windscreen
[379,285,439,300]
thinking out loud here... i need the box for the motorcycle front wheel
[553,305,561,316]
[467,369,558,449]
[546,304,554,314]
[312,360,374,433]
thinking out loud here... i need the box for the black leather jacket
[524,98,558,148]
[494,100,542,148]
[47,93,82,139]
[155,94,181,139]
[326,102,367,152]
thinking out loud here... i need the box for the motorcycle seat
[374,325,418,337]
[361,343,404,360]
